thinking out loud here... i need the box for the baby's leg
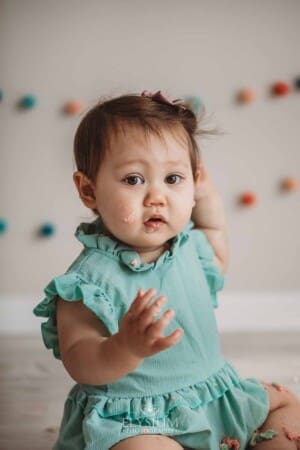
[111,434,184,450]
[248,381,300,450]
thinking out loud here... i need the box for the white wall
[1,0,300,303]
[1,292,300,334]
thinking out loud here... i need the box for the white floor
[1,332,300,450]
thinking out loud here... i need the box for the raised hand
[194,162,219,201]
[191,161,229,273]
[116,288,184,359]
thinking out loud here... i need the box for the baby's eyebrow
[114,159,190,170]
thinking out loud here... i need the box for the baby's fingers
[146,308,175,337]
[138,295,167,332]
[145,308,183,349]
[129,288,156,320]
[152,328,184,353]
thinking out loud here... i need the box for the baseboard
[215,290,300,332]
[0,291,299,334]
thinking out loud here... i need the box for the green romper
[33,218,269,450]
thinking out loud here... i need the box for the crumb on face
[123,212,135,224]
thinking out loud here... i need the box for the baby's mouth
[144,216,167,230]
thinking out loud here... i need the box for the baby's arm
[57,297,143,385]
[57,288,182,386]
[191,163,229,273]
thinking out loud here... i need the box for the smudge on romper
[219,435,240,449]
[248,429,278,447]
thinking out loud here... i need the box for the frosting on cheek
[122,212,135,224]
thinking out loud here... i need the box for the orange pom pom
[239,191,257,206]
[64,100,83,115]
[281,177,299,192]
[238,88,256,103]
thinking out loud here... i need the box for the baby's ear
[195,169,201,181]
[194,162,206,183]
[73,171,97,209]
[194,165,202,188]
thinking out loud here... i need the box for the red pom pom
[239,191,257,206]
[272,82,290,96]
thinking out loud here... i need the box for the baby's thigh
[261,380,300,412]
[110,434,184,450]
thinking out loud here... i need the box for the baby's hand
[194,162,219,201]
[116,288,184,359]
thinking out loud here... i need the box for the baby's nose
[144,188,167,206]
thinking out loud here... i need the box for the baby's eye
[165,174,183,184]
[123,175,144,185]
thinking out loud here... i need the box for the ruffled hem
[55,372,269,450]
[32,272,118,360]
[75,360,242,420]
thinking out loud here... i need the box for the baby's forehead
[107,125,190,162]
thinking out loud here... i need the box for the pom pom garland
[237,88,256,104]
[272,81,290,96]
[64,100,83,115]
[0,218,8,234]
[39,223,56,237]
[281,177,299,192]
[19,94,37,109]
[239,191,257,207]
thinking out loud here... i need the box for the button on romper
[33,218,269,450]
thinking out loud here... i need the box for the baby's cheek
[180,194,194,214]
[112,202,137,226]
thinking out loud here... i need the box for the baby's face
[93,127,197,255]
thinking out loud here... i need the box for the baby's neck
[101,227,171,263]
[137,242,171,263]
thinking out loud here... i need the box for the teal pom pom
[0,218,8,234]
[0,90,3,102]
[39,223,55,237]
[20,94,37,109]
[184,95,203,113]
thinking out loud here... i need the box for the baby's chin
[111,221,182,249]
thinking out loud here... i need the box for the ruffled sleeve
[33,272,118,360]
[191,228,225,308]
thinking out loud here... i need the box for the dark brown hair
[73,93,218,214]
